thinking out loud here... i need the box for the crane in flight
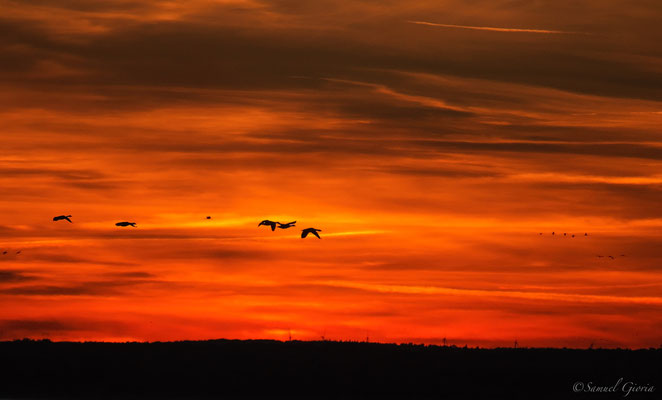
[301,228,322,239]
[53,215,72,223]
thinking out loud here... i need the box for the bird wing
[312,230,321,239]
[301,230,309,238]
[270,222,276,231]
[64,217,72,223]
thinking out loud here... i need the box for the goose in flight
[206,216,211,220]
[301,228,322,239]
[53,215,72,223]
[258,220,278,231]
[278,221,297,229]
[115,222,137,227]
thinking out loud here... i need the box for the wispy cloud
[407,20,586,35]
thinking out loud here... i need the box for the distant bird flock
[3,220,632,256]
[540,232,589,237]
[258,220,321,238]
[48,215,322,239]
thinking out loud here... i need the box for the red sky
[1,0,662,348]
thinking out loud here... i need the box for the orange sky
[1,0,662,348]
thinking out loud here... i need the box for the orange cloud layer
[1,0,661,348]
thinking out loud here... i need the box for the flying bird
[585,233,588,236]
[2,251,6,255]
[596,255,603,258]
[206,216,211,220]
[301,228,322,239]
[571,234,575,238]
[115,222,137,227]
[258,220,278,231]
[608,255,615,260]
[53,215,72,223]
[16,250,21,255]
[552,232,555,235]
[278,221,297,229]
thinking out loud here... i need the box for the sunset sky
[1,0,662,348]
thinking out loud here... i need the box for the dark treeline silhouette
[0,339,659,399]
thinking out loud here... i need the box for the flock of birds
[3,218,631,256]
[53,215,137,228]
[538,231,626,260]
[258,220,322,238]
[539,232,588,238]
[51,215,322,239]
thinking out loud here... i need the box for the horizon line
[2,337,655,350]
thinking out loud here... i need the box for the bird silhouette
[301,228,322,239]
[597,255,603,258]
[206,216,211,220]
[585,233,588,236]
[115,222,137,227]
[539,233,543,235]
[2,251,6,255]
[608,255,615,260]
[552,232,555,235]
[53,215,72,223]
[258,220,278,231]
[278,221,296,229]
[571,234,575,238]
[563,233,567,236]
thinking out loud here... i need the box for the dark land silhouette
[0,339,659,399]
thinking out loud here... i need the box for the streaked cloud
[407,20,587,35]
[0,0,661,348]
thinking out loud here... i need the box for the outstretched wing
[311,230,321,239]
[301,230,309,238]
[270,222,276,231]
[64,216,72,223]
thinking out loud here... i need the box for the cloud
[1,276,158,296]
[0,317,130,338]
[0,270,35,283]
[0,0,661,348]
[406,20,587,35]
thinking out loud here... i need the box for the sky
[1,0,662,348]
